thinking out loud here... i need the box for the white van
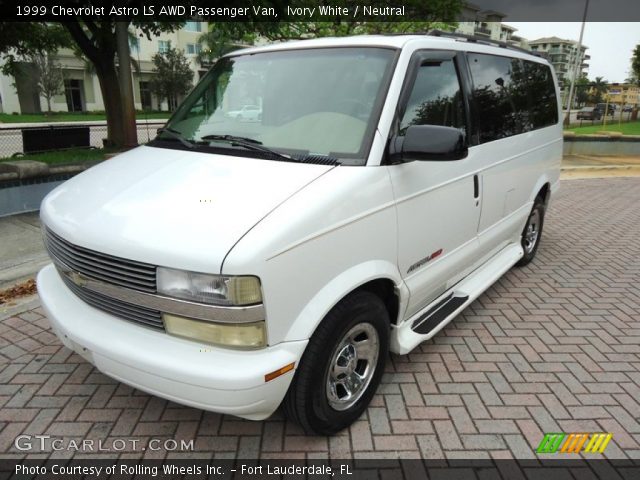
[37,34,562,435]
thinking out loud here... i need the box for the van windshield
[156,47,396,165]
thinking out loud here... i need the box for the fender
[283,260,409,342]
[530,174,554,205]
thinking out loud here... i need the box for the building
[0,21,207,115]
[528,37,590,86]
[606,83,640,108]
[455,3,529,49]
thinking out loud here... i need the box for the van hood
[40,146,334,273]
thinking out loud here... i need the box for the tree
[150,48,195,111]
[62,19,183,148]
[32,53,65,114]
[574,75,590,107]
[0,23,71,76]
[629,44,640,86]
[0,18,180,148]
[589,76,608,104]
[0,23,68,115]
[197,27,247,66]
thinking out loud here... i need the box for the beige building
[455,3,529,49]
[606,84,640,108]
[528,37,590,85]
[0,21,207,114]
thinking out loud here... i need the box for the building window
[186,43,202,55]
[64,79,85,112]
[129,37,139,53]
[185,21,201,32]
[139,81,152,111]
[158,40,171,53]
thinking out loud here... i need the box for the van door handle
[473,175,479,199]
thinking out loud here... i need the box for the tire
[282,290,390,435]
[516,198,545,267]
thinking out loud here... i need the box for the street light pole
[564,0,590,125]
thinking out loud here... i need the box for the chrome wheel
[325,323,380,411]
[523,209,541,254]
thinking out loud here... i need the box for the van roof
[230,34,548,64]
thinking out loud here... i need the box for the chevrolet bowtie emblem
[67,270,88,287]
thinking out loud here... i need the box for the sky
[508,23,640,83]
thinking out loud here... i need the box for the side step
[412,294,469,334]
[391,242,523,355]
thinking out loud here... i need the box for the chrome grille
[44,227,163,330]
[44,228,156,293]
[59,273,163,330]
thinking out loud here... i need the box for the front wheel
[516,199,545,267]
[282,291,389,435]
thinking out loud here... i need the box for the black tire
[516,198,545,267]
[282,290,389,435]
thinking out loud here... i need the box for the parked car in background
[226,105,262,121]
[622,105,633,113]
[594,103,614,117]
[577,107,600,120]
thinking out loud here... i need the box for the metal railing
[0,121,166,158]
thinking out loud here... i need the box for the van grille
[44,228,156,293]
[60,273,164,330]
[44,228,164,330]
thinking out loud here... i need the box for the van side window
[522,61,559,128]
[399,58,465,136]
[468,53,558,143]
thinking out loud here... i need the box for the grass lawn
[566,120,640,135]
[0,148,107,165]
[0,111,170,124]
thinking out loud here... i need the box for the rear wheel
[516,198,545,267]
[282,291,389,435]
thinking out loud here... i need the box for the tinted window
[400,57,465,135]
[521,60,558,129]
[468,53,557,143]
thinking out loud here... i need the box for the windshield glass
[159,47,396,165]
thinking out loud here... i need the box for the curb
[0,294,40,321]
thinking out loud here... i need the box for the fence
[0,121,166,158]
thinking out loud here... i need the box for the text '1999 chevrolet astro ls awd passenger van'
[37,33,562,435]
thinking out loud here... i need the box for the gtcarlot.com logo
[14,435,194,452]
[537,432,613,454]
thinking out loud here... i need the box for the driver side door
[387,50,481,319]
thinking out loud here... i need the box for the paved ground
[0,177,639,460]
[0,213,49,290]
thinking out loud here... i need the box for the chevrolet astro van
[37,34,562,435]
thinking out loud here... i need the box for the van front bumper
[37,264,306,420]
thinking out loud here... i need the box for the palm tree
[589,76,608,104]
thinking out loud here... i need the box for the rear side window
[468,53,558,143]
[399,57,466,135]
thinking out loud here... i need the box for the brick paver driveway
[1,177,639,460]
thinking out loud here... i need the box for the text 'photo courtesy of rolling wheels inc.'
[0,0,639,479]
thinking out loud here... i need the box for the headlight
[157,267,262,306]
[164,314,267,349]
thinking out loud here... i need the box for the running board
[391,242,523,355]
[412,294,469,334]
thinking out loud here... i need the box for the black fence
[0,121,166,158]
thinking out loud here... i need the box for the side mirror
[390,125,468,162]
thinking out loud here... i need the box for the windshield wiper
[156,127,196,149]
[199,134,293,161]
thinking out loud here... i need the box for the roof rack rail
[427,29,542,57]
